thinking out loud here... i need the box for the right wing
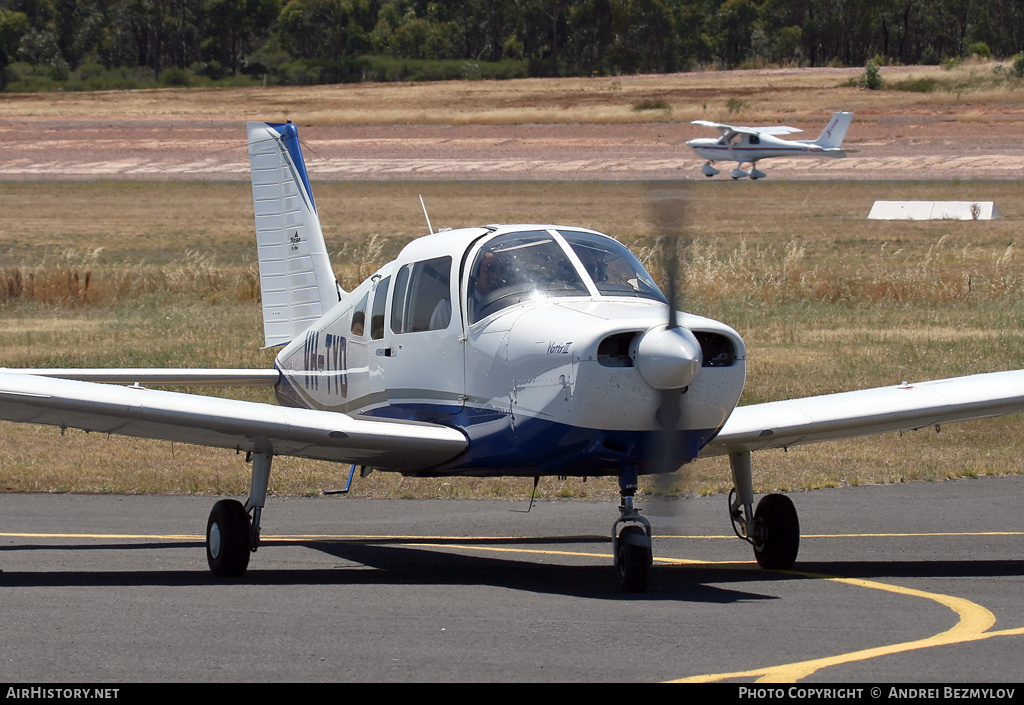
[0,371,467,472]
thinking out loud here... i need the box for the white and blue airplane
[687,111,853,179]
[2,120,1023,592]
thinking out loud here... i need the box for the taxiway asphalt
[2,477,1022,683]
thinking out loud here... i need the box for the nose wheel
[615,524,652,592]
[612,468,653,592]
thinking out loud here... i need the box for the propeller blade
[645,185,690,330]
[642,185,695,481]
[640,184,699,527]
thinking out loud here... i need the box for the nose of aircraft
[634,324,703,390]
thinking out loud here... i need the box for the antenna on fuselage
[419,195,434,235]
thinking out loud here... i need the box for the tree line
[1,0,1022,90]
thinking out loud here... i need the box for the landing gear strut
[206,450,273,577]
[728,450,800,570]
[612,467,652,592]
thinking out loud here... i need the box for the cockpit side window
[391,256,453,334]
[468,230,588,324]
[558,230,665,302]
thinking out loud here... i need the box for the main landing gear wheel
[207,499,252,577]
[615,525,652,593]
[752,493,799,570]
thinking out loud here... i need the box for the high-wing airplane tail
[247,122,342,348]
[812,111,854,150]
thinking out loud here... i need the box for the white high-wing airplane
[687,111,853,179]
[3,120,1024,593]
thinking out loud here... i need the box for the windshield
[558,230,665,302]
[468,230,588,323]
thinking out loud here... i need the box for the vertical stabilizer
[813,112,853,149]
[247,121,342,348]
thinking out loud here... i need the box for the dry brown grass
[3,62,1024,127]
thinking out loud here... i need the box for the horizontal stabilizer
[1,368,280,386]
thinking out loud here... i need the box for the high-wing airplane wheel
[615,525,651,593]
[752,494,799,570]
[206,499,252,577]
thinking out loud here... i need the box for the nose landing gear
[612,467,653,592]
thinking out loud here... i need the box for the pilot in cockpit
[469,251,507,321]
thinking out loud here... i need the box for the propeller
[613,184,700,590]
[640,185,701,486]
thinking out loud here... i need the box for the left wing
[0,371,467,472]
[701,369,1024,456]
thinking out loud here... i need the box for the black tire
[616,525,651,593]
[206,499,251,577]
[753,493,800,570]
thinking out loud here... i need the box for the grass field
[2,177,1024,500]
[3,61,1024,126]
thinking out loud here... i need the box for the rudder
[247,122,342,348]
[813,112,853,149]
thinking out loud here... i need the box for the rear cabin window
[370,276,390,340]
[351,292,368,337]
[391,256,453,334]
